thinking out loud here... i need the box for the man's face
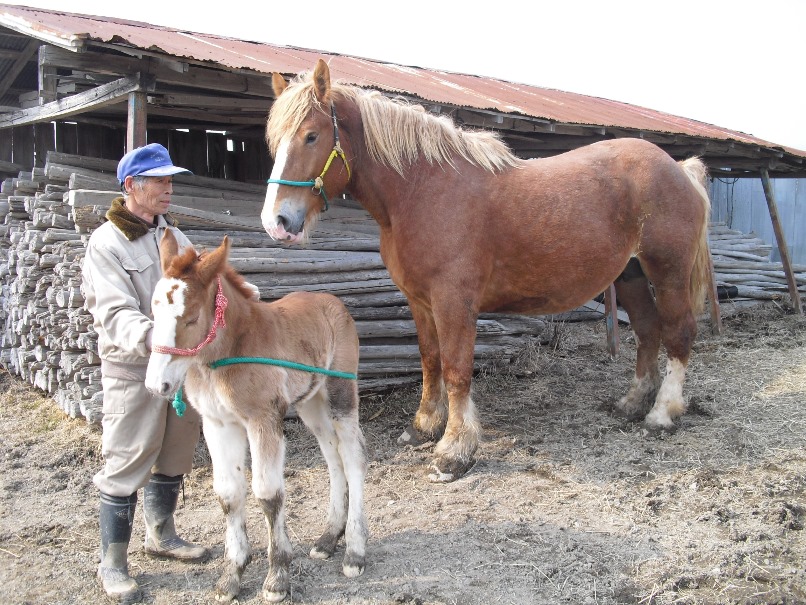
[124,175,173,221]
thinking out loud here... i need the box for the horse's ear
[272,72,287,97]
[312,58,331,102]
[159,229,179,274]
[197,235,230,286]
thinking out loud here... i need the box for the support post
[760,169,802,314]
[604,283,618,359]
[706,249,722,334]
[127,89,147,152]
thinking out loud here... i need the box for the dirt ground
[1,301,804,605]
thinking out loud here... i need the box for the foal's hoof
[213,580,239,603]
[397,423,431,447]
[310,545,332,560]
[262,573,290,603]
[342,552,366,578]
[428,455,476,483]
[262,589,288,603]
[612,405,646,422]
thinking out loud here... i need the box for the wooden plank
[0,74,157,128]
[760,168,802,314]
[603,283,618,359]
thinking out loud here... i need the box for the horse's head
[145,230,231,399]
[262,59,352,244]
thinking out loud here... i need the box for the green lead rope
[171,357,358,417]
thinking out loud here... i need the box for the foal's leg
[644,283,698,430]
[247,418,292,602]
[203,420,250,603]
[429,305,481,483]
[613,265,662,419]
[398,302,448,445]
[297,382,368,577]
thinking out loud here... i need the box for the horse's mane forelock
[166,248,253,301]
[267,71,523,176]
[164,246,197,278]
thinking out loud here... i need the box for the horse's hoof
[397,423,430,447]
[428,456,476,483]
[342,552,365,577]
[309,545,332,560]
[214,587,238,603]
[262,589,288,603]
[612,405,645,422]
[642,419,678,435]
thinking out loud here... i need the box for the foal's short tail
[679,157,712,316]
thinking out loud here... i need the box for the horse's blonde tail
[679,157,712,316]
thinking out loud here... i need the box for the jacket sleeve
[83,241,153,359]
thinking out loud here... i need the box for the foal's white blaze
[145,278,189,396]
[262,140,304,244]
[646,358,687,428]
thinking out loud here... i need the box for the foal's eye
[185,316,199,327]
[305,132,318,145]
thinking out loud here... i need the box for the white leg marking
[204,421,250,567]
[646,358,687,428]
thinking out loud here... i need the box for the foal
[145,230,368,603]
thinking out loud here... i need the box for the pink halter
[152,276,228,356]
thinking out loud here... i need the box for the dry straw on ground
[1,301,804,604]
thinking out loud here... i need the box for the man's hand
[243,281,261,301]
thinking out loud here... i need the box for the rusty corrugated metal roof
[0,3,802,156]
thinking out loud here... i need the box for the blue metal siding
[710,177,805,265]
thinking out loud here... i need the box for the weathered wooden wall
[710,177,805,265]
[0,122,270,184]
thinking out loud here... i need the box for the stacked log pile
[709,222,806,301]
[2,152,800,425]
[0,152,549,423]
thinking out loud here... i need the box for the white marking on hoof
[262,589,288,603]
[342,563,364,578]
[428,466,456,483]
[309,547,331,560]
[644,407,675,431]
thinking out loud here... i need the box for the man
[83,143,208,603]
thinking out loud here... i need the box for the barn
[0,3,804,422]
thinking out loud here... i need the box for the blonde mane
[266,71,523,176]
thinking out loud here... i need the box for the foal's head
[145,231,247,398]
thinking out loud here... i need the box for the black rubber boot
[97,492,141,604]
[143,474,208,562]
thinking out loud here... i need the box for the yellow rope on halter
[315,143,351,191]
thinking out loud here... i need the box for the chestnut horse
[145,230,367,603]
[262,59,712,483]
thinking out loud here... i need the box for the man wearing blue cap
[82,143,208,603]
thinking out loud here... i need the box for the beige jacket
[82,199,192,375]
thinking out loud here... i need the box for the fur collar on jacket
[105,197,178,241]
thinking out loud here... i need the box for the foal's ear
[159,229,179,273]
[272,72,287,97]
[197,235,231,286]
[312,58,331,102]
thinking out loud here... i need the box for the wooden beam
[0,38,39,99]
[39,45,276,99]
[760,168,802,314]
[127,91,147,150]
[603,283,619,359]
[0,73,156,128]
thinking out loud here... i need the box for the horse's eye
[185,316,199,327]
[305,132,318,145]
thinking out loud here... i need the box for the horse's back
[268,291,359,370]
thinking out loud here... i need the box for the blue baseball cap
[117,143,192,183]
